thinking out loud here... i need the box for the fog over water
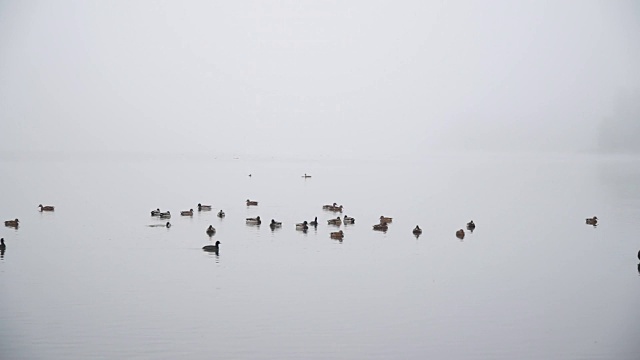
[2,3,640,359]
[1,1,639,159]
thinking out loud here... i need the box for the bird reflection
[637,263,640,276]
[0,248,4,259]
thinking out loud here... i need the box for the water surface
[1,153,639,359]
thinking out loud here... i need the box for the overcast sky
[0,1,638,159]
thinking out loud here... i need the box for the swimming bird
[379,216,393,224]
[147,222,171,228]
[246,199,258,206]
[302,174,312,178]
[4,219,19,228]
[0,238,5,251]
[330,205,343,212]
[467,220,475,231]
[330,230,344,240]
[327,217,342,226]
[38,204,55,211]
[159,211,171,219]
[246,216,261,225]
[151,208,161,216]
[413,225,422,235]
[373,223,388,231]
[202,241,221,252]
[309,217,318,226]
[296,221,309,231]
[586,216,598,225]
[323,202,338,210]
[217,210,226,218]
[206,225,216,235]
[343,215,355,225]
[198,203,212,211]
[181,209,194,216]
[456,229,465,239]
[270,219,282,229]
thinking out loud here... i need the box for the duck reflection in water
[0,238,5,258]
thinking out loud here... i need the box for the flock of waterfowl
[0,200,607,258]
[145,198,480,250]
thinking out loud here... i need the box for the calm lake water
[1,152,639,359]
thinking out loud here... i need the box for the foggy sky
[0,1,638,159]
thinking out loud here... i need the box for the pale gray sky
[0,1,638,159]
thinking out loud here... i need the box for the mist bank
[597,90,640,154]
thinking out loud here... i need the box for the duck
[343,215,355,225]
[38,204,55,211]
[309,217,318,227]
[270,219,282,229]
[202,240,221,252]
[586,216,598,225]
[327,217,342,226]
[206,225,216,235]
[413,225,422,235]
[296,221,309,231]
[330,205,343,212]
[302,173,312,178]
[637,250,640,261]
[147,222,171,228]
[246,216,261,225]
[4,219,19,227]
[456,229,465,239]
[466,220,476,231]
[151,208,161,216]
[159,211,171,219]
[217,210,226,218]
[246,199,258,206]
[330,230,344,239]
[181,209,194,216]
[0,238,5,251]
[323,202,338,210]
[373,223,388,231]
[379,216,393,224]
[198,203,212,211]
